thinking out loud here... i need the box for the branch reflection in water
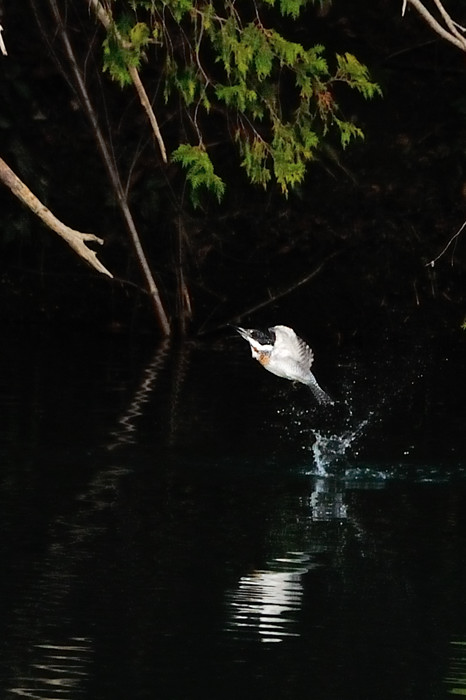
[108,338,171,449]
[6,338,176,699]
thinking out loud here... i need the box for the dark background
[1,0,466,342]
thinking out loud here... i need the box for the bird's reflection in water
[309,477,348,521]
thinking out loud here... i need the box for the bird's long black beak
[232,325,251,340]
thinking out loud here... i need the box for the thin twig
[432,0,466,43]
[47,0,171,333]
[425,220,466,267]
[233,261,327,321]
[402,0,466,51]
[87,0,168,162]
[452,20,466,33]
[198,248,342,334]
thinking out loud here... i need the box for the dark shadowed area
[0,321,465,699]
[2,1,466,698]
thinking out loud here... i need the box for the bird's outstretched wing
[269,325,314,369]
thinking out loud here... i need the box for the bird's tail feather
[307,373,334,405]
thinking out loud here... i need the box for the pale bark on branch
[0,25,7,56]
[402,0,466,51]
[0,157,113,277]
[425,220,466,267]
[87,0,168,163]
[46,0,171,334]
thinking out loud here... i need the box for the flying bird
[235,324,334,405]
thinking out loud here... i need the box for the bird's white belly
[265,358,309,384]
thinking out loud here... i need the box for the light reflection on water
[10,638,92,699]
[225,551,316,643]
[1,329,466,699]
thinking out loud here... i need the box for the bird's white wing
[270,325,314,368]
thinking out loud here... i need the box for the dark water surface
[1,326,466,699]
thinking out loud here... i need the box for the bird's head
[234,326,276,362]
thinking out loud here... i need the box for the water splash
[311,416,372,476]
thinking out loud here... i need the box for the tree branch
[432,0,466,42]
[87,0,168,163]
[0,157,113,277]
[0,25,7,56]
[198,248,343,335]
[402,0,466,51]
[45,0,171,334]
[425,220,466,267]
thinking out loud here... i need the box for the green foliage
[262,0,314,19]
[103,31,132,86]
[333,117,364,148]
[215,84,260,114]
[102,18,151,86]
[99,0,381,204]
[130,22,151,51]
[171,144,225,207]
[239,137,271,188]
[160,0,193,22]
[335,52,383,99]
[174,66,200,106]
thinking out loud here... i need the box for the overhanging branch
[0,25,7,56]
[87,0,168,163]
[402,0,466,52]
[45,0,171,334]
[0,157,113,277]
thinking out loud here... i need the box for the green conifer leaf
[172,144,225,206]
[130,22,150,50]
[100,0,382,199]
[335,53,382,99]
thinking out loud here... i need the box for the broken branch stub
[0,157,113,277]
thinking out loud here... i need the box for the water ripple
[224,551,317,643]
[8,637,92,699]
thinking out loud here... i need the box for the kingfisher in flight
[235,324,334,405]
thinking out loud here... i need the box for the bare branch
[451,19,466,34]
[87,0,168,163]
[0,25,7,56]
[432,0,466,43]
[0,157,113,277]
[425,220,466,267]
[402,0,466,51]
[127,65,167,163]
[47,0,171,334]
[198,249,343,335]
[87,0,111,30]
